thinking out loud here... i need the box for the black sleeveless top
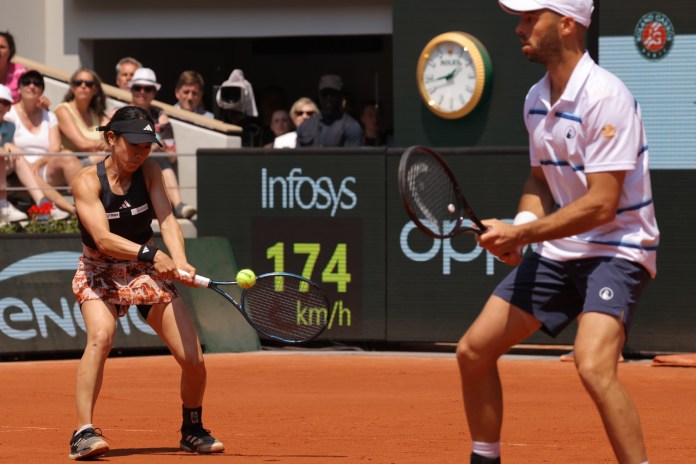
[79,159,155,249]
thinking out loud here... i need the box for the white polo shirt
[523,52,659,277]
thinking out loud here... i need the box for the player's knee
[87,329,115,354]
[456,337,484,371]
[575,359,613,396]
[181,355,206,376]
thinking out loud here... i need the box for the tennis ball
[236,269,256,289]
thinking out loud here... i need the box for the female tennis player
[68,105,224,460]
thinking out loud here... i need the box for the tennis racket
[179,270,330,344]
[398,145,486,239]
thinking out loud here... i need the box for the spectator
[359,100,392,146]
[174,70,213,118]
[263,109,293,148]
[272,97,319,149]
[0,83,27,223]
[5,71,77,216]
[115,57,142,90]
[0,31,50,109]
[55,68,110,166]
[130,67,195,219]
[296,74,362,147]
[0,31,25,103]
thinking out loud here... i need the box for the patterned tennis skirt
[72,244,178,316]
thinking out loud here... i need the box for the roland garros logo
[634,11,674,60]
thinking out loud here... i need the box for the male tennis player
[456,1,659,463]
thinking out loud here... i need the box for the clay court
[1,351,694,463]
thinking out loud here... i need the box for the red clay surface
[1,352,694,463]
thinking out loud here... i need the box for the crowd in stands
[0,30,392,226]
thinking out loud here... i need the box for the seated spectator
[115,56,142,90]
[0,30,50,109]
[273,97,319,148]
[55,68,110,165]
[174,70,213,118]
[130,67,195,219]
[263,109,293,148]
[4,72,77,216]
[296,74,362,147]
[0,31,25,103]
[359,100,392,147]
[0,83,26,223]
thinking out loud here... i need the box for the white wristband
[513,211,538,226]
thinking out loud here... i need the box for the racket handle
[177,269,211,288]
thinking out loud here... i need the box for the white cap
[129,67,161,91]
[499,0,594,28]
[0,84,12,103]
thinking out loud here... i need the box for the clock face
[417,32,491,119]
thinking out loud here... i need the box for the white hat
[499,0,594,28]
[0,84,12,103]
[129,67,161,91]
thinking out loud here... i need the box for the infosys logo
[260,168,357,217]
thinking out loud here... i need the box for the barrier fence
[197,147,696,354]
[1,147,694,356]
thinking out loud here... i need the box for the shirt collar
[537,51,594,106]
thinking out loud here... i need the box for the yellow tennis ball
[236,269,256,289]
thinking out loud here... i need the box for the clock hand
[432,66,462,82]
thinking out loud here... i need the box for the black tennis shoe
[180,426,224,453]
[470,453,501,464]
[68,427,109,460]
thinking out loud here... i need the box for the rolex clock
[417,32,492,119]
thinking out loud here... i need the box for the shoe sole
[68,442,109,460]
[179,441,225,453]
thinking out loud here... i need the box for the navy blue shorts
[492,253,651,337]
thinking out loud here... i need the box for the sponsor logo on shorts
[599,287,614,301]
[634,11,674,60]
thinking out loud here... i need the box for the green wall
[392,0,598,148]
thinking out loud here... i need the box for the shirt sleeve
[582,95,640,173]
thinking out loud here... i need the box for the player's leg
[146,298,224,453]
[70,300,116,460]
[457,295,541,459]
[574,312,647,463]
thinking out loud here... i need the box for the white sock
[472,440,500,459]
[75,423,94,435]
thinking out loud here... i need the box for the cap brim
[499,0,544,15]
[122,133,163,147]
[129,81,161,90]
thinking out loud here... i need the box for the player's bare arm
[480,169,626,257]
[142,158,195,281]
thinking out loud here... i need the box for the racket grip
[177,269,211,288]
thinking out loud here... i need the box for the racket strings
[242,276,329,343]
[404,152,459,236]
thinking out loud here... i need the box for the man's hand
[477,219,524,264]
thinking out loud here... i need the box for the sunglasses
[72,79,96,88]
[294,110,316,117]
[132,85,156,93]
[20,77,44,88]
[0,100,11,107]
